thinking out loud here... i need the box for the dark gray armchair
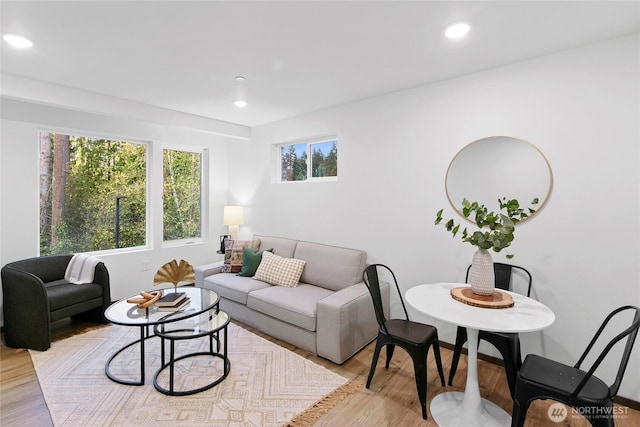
[1,254,111,351]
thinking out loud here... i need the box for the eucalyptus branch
[435,197,539,259]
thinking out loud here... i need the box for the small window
[279,137,338,182]
[163,148,203,241]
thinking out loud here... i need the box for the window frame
[274,135,338,184]
[161,143,208,247]
[38,128,152,255]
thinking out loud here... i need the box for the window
[279,137,338,182]
[39,131,147,255]
[163,148,203,241]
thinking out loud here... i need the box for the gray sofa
[195,235,389,364]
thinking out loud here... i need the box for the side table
[153,310,231,396]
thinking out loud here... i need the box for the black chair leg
[408,348,429,420]
[448,326,467,385]
[366,339,384,388]
[501,337,521,398]
[503,359,518,399]
[432,341,446,386]
[385,343,396,368]
[484,333,522,398]
[510,396,531,427]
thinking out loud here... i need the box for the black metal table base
[153,318,230,396]
[105,325,152,386]
[153,351,231,396]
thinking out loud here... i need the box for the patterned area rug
[30,322,359,426]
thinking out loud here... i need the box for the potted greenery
[435,197,538,295]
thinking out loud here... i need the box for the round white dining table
[405,283,555,427]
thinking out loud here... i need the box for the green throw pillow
[237,247,273,277]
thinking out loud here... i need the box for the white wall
[0,99,234,306]
[228,34,640,400]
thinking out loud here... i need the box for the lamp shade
[223,206,244,226]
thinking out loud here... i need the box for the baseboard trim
[615,395,640,411]
[439,341,640,411]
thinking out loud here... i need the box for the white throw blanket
[64,254,101,284]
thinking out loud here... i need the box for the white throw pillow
[253,251,305,287]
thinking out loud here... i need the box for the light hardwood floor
[1,319,638,427]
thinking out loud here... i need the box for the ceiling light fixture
[3,33,34,48]
[234,76,248,108]
[444,23,470,39]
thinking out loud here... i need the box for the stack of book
[155,292,189,312]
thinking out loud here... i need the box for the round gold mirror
[445,136,553,223]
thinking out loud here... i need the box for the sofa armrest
[1,266,51,350]
[94,262,111,308]
[316,281,390,364]
[194,261,225,287]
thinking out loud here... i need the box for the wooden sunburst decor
[154,259,195,289]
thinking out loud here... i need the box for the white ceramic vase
[469,248,495,295]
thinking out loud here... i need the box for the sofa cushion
[253,251,305,287]
[253,235,298,258]
[247,284,334,332]
[221,239,260,273]
[203,273,271,305]
[294,241,367,291]
[44,280,104,311]
[237,247,273,277]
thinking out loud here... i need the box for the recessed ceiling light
[234,100,248,108]
[3,34,34,48]
[444,23,470,39]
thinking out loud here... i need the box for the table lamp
[223,206,244,241]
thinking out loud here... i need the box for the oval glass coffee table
[104,287,219,387]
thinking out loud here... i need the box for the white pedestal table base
[429,327,511,426]
[430,392,511,426]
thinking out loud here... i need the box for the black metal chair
[511,305,640,427]
[1,255,111,351]
[363,264,445,420]
[448,262,532,397]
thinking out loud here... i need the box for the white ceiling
[1,1,639,127]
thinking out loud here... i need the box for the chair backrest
[3,254,73,283]
[465,262,532,297]
[363,264,408,334]
[573,305,640,398]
